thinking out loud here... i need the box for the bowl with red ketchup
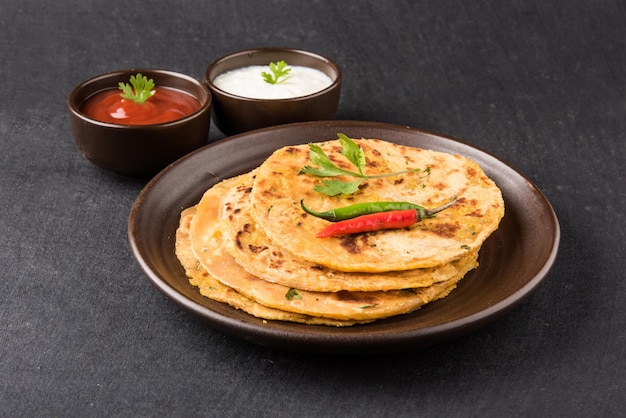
[68,69,212,177]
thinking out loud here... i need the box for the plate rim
[128,120,560,354]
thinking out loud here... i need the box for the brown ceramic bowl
[68,69,212,178]
[204,48,341,136]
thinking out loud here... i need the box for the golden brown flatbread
[220,171,479,292]
[176,205,366,326]
[250,138,504,272]
[189,177,478,321]
[173,136,503,326]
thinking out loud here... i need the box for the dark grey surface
[1,0,624,416]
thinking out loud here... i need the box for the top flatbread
[250,138,504,272]
[220,171,479,292]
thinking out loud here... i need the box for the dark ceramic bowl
[67,69,212,178]
[204,48,341,136]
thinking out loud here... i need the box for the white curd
[213,65,333,99]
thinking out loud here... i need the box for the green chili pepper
[315,197,458,238]
[300,199,448,222]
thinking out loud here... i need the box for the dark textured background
[1,0,624,416]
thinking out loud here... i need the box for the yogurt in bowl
[205,48,342,136]
[213,63,333,100]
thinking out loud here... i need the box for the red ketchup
[80,87,201,125]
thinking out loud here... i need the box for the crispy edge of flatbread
[177,205,369,326]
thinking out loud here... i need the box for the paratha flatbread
[250,138,504,272]
[176,206,366,326]
[189,178,477,321]
[220,171,479,292]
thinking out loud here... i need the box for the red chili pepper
[316,209,419,238]
[314,197,458,238]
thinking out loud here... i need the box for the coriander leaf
[260,72,273,84]
[299,143,361,177]
[285,288,302,300]
[338,133,366,176]
[314,178,364,196]
[261,60,291,84]
[118,73,155,104]
[299,133,429,197]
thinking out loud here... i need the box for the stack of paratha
[175,137,504,326]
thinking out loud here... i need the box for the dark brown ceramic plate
[128,121,559,354]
